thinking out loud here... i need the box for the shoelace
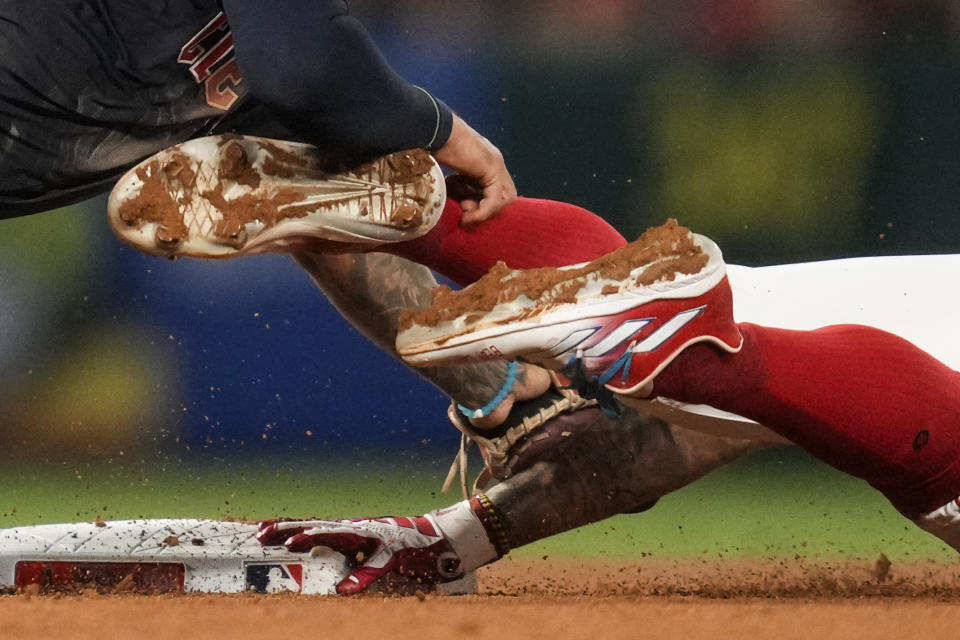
[561,352,623,417]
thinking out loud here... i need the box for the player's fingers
[335,544,396,595]
[256,518,337,545]
[256,526,287,546]
[461,181,515,225]
[445,173,484,202]
[283,532,320,552]
[284,530,379,558]
[256,521,314,546]
[256,517,312,533]
[460,204,490,225]
[337,563,392,595]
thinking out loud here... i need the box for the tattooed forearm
[292,250,516,406]
[485,407,769,548]
[292,251,435,353]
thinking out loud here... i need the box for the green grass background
[0,446,954,563]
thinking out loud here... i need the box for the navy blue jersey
[0,0,452,218]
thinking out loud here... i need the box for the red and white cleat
[107,135,446,258]
[397,220,742,398]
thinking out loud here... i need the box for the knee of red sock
[654,323,960,516]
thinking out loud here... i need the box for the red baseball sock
[386,197,626,286]
[653,323,960,516]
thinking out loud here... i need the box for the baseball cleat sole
[107,135,446,258]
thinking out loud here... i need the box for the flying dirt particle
[164,535,180,547]
[113,574,136,593]
[874,553,892,582]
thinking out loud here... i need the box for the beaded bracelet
[471,492,511,557]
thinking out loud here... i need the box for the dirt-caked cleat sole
[107,135,446,258]
[396,220,742,397]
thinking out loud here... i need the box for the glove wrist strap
[431,497,503,573]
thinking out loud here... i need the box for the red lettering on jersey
[179,12,243,111]
[206,59,243,111]
[178,13,229,67]
[189,34,234,84]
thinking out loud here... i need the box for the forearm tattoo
[486,407,769,548]
[292,251,516,407]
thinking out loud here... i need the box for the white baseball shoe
[107,135,446,258]
[396,220,743,398]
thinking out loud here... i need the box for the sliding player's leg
[652,324,960,519]
[397,220,960,547]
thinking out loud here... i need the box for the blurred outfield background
[1,0,960,561]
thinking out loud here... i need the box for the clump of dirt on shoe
[115,153,196,243]
[399,219,708,331]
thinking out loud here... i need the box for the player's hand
[432,115,516,225]
[257,515,466,595]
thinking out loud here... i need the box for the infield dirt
[4,558,960,640]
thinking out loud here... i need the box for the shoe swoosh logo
[628,306,706,353]
[581,318,652,357]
